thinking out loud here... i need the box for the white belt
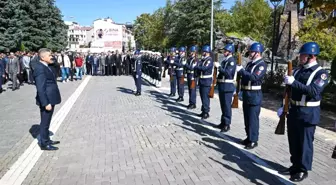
[217,79,234,83]
[241,85,261,90]
[176,68,183,71]
[187,70,194,73]
[155,67,160,69]
[290,99,320,107]
[200,75,212,79]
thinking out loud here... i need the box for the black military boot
[220,125,230,133]
[187,104,196,109]
[135,92,141,96]
[201,113,209,120]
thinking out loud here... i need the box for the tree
[0,0,67,52]
[297,10,336,61]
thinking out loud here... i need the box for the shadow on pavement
[148,90,291,185]
[116,87,134,95]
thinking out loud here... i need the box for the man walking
[33,48,61,151]
[6,52,20,91]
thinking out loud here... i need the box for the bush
[262,66,286,91]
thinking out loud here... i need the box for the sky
[55,0,236,26]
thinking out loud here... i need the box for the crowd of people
[0,50,138,94]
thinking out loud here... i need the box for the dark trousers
[39,105,55,146]
[219,91,234,125]
[187,78,196,105]
[287,115,316,172]
[0,75,3,89]
[124,64,129,75]
[86,63,92,75]
[177,76,184,98]
[69,66,74,80]
[133,73,142,92]
[106,65,112,75]
[93,65,98,75]
[200,85,211,113]
[116,64,121,76]
[242,103,261,142]
[170,75,177,95]
[112,66,116,76]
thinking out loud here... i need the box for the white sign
[93,19,123,51]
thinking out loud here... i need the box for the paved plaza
[0,76,335,185]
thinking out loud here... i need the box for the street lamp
[270,0,282,77]
[210,0,214,50]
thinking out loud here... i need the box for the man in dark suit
[6,52,21,91]
[33,48,61,151]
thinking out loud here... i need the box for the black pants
[86,63,92,75]
[112,66,117,76]
[39,105,55,146]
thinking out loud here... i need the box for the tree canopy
[0,0,68,52]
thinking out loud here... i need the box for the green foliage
[297,9,336,61]
[0,0,67,52]
[20,43,25,51]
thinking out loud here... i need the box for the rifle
[275,60,293,135]
[232,52,242,108]
[170,53,174,82]
[190,54,197,89]
[209,52,218,98]
[332,145,336,159]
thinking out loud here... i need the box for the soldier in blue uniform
[214,44,237,132]
[184,46,198,109]
[166,47,178,97]
[236,42,267,149]
[278,42,329,182]
[132,50,142,96]
[174,47,187,102]
[194,45,213,119]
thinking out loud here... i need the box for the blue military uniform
[195,45,213,119]
[284,42,329,182]
[184,46,198,109]
[217,44,237,132]
[174,47,187,102]
[238,43,267,149]
[133,50,142,96]
[166,47,177,97]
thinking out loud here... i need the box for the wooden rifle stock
[275,60,293,135]
[190,55,197,89]
[232,52,242,108]
[209,53,218,98]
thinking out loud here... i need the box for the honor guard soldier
[184,45,198,109]
[279,42,329,182]
[166,47,178,97]
[132,50,142,96]
[194,45,213,119]
[236,42,267,149]
[214,44,237,132]
[174,47,187,102]
[155,52,163,87]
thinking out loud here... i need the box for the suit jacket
[6,57,20,73]
[33,61,61,107]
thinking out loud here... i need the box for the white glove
[284,75,295,85]
[182,60,187,65]
[277,107,283,117]
[170,60,174,64]
[214,62,220,68]
[236,65,243,72]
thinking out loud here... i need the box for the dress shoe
[188,104,196,109]
[201,113,209,120]
[176,97,184,102]
[240,138,250,146]
[278,167,296,175]
[40,144,59,151]
[290,171,308,182]
[0,88,3,94]
[135,92,141,96]
[220,125,230,133]
[197,112,204,117]
[169,93,175,97]
[245,142,258,149]
[49,140,60,145]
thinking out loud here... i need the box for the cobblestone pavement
[0,79,84,178]
[1,75,335,185]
